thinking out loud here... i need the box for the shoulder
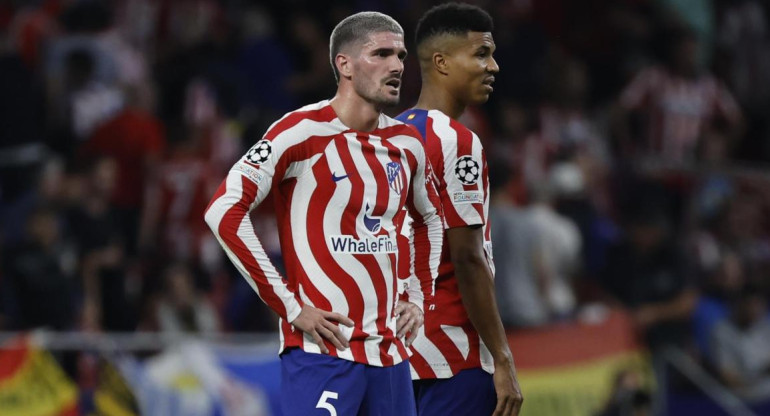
[426,110,478,141]
[378,114,425,145]
[262,100,338,142]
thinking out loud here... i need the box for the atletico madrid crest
[386,162,403,195]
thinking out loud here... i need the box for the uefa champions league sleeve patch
[244,140,272,165]
[454,155,481,185]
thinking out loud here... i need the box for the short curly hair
[329,12,404,83]
[415,2,493,47]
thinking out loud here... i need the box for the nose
[390,55,404,75]
[487,57,500,74]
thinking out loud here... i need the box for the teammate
[205,11,443,416]
[396,4,523,415]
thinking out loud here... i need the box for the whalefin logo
[386,162,403,195]
[363,203,381,234]
[328,201,395,254]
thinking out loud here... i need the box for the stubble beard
[356,78,399,109]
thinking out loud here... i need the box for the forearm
[454,255,514,365]
[641,289,697,323]
[205,174,303,322]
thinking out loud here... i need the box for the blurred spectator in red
[711,284,770,401]
[181,78,240,175]
[612,27,743,163]
[6,0,61,69]
[80,85,165,253]
[156,262,220,335]
[140,131,218,265]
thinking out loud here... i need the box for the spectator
[156,262,220,335]
[489,161,550,327]
[596,368,653,416]
[1,205,76,330]
[612,27,743,163]
[600,202,697,350]
[711,284,770,401]
[528,179,582,319]
[69,157,137,332]
[692,252,746,360]
[80,84,165,254]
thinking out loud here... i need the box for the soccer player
[396,4,523,416]
[205,11,443,416]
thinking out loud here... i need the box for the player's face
[446,32,499,105]
[351,31,407,107]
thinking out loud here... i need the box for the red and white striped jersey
[396,108,495,379]
[620,66,742,162]
[205,100,443,367]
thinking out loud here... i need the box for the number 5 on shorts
[316,391,339,416]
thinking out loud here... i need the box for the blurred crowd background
[2,0,770,412]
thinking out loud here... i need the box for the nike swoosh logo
[332,172,349,182]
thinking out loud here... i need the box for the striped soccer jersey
[205,100,443,367]
[619,66,742,162]
[396,108,495,379]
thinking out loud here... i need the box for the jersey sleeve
[404,147,443,312]
[432,120,488,229]
[619,67,656,110]
[204,127,305,323]
[713,80,742,124]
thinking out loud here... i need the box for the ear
[336,54,353,80]
[433,52,449,76]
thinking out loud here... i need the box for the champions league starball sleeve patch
[244,140,273,165]
[454,155,481,185]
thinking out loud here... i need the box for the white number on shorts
[315,390,339,416]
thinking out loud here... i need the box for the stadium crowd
[1,0,770,408]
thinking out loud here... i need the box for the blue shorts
[413,368,496,416]
[280,348,416,416]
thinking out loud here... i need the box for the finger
[513,394,523,414]
[309,329,329,354]
[502,396,515,416]
[492,396,505,416]
[405,327,419,346]
[326,312,355,327]
[397,313,416,338]
[317,323,346,351]
[394,302,406,316]
[322,319,350,349]
[396,313,410,336]
[508,395,521,416]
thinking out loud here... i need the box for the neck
[330,84,382,132]
[414,77,466,119]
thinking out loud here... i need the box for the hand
[395,301,424,347]
[290,305,355,354]
[492,358,523,416]
[632,306,659,330]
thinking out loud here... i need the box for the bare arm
[447,225,523,415]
